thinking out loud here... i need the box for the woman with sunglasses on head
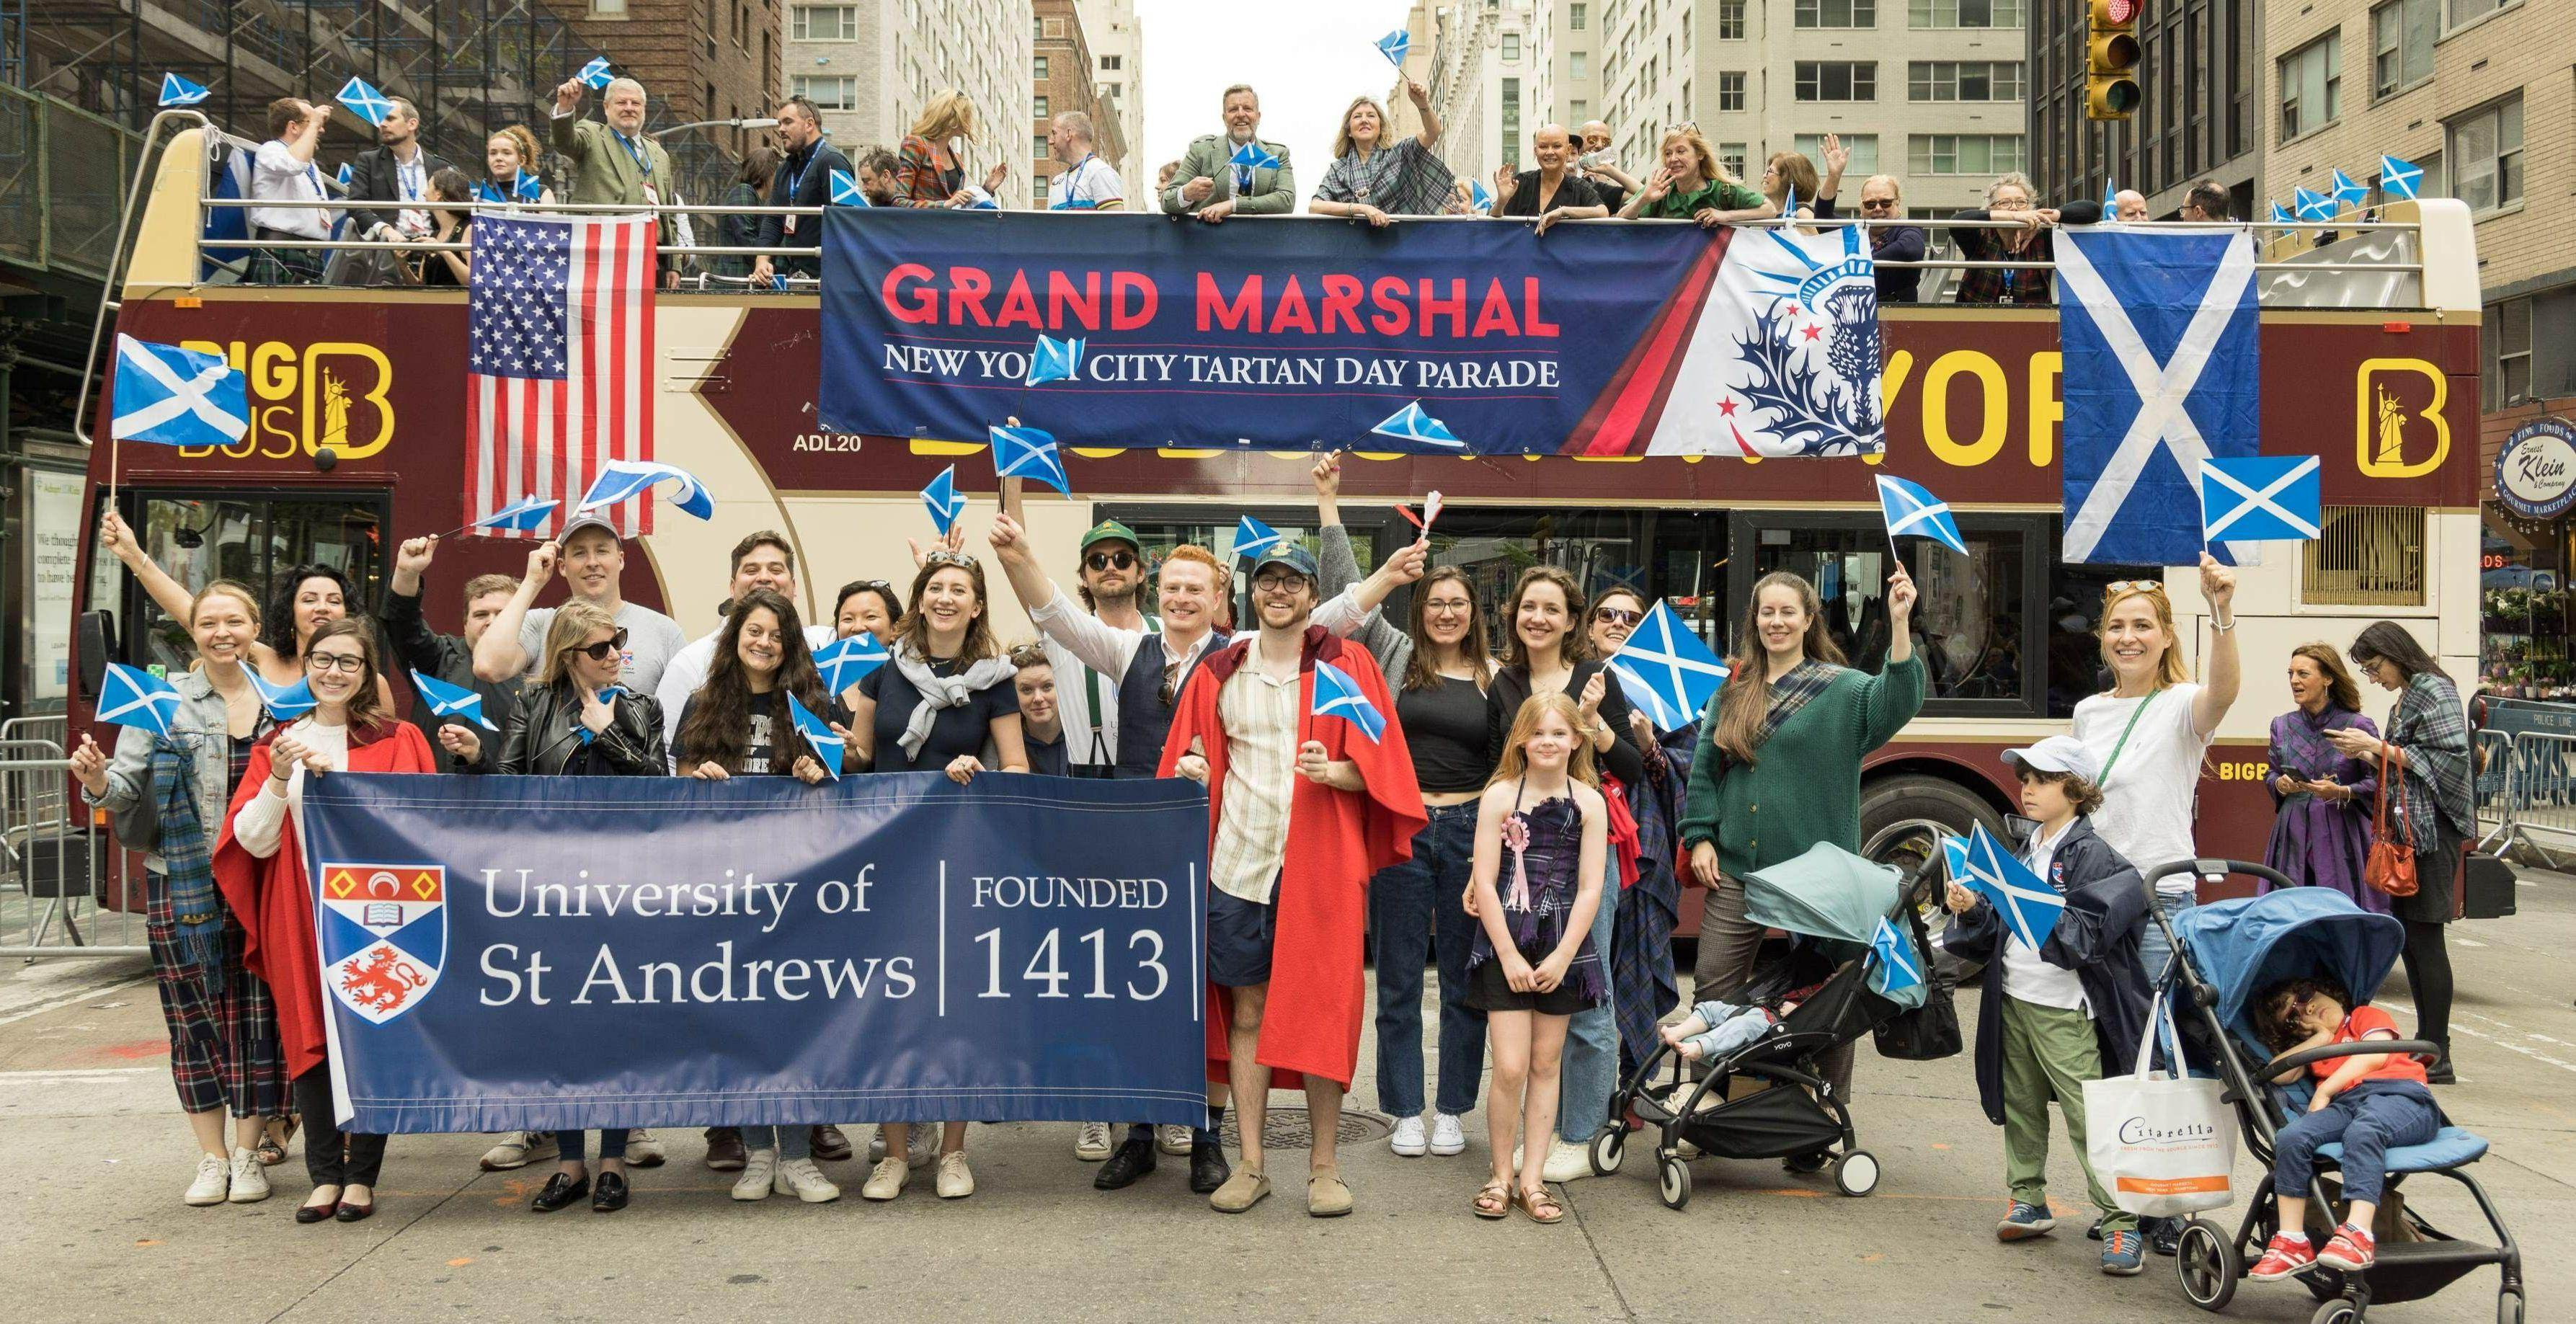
[213,618,437,1226]
[1584,587,1693,1087]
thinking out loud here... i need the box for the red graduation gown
[213,719,436,1079]
[1161,626,1428,1088]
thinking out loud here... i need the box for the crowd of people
[239,76,2238,304]
[68,449,2473,1275]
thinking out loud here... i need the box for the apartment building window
[1719,71,1746,111]
[1033,96,1049,118]
[1795,61,1877,101]
[2486,297,2533,409]
[1909,0,2022,25]
[1682,12,1693,46]
[1102,55,1121,71]
[1796,132,1879,174]
[1719,142,1749,178]
[1034,55,1049,79]
[591,0,628,14]
[1034,17,1043,40]
[1573,51,1589,78]
[1503,77,1522,164]
[1719,0,1746,40]
[1102,81,1120,102]
[2276,34,2340,141]
[1035,177,1052,208]
[1909,133,2024,174]
[1910,61,2023,101]
[1504,32,1522,60]
[1795,0,1877,27]
[2448,92,2523,214]
[1034,133,1049,160]
[793,76,858,110]
[2371,0,2435,97]
[2446,0,2510,25]
[1571,2,1589,27]
[1571,99,1589,120]
[791,4,855,38]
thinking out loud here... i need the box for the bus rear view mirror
[76,610,116,702]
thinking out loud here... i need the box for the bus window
[2045,554,2167,717]
[89,492,388,672]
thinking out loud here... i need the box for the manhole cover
[1217,1106,1395,1150]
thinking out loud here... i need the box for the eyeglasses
[924,549,980,569]
[1253,574,1308,594]
[2102,580,2168,599]
[1593,607,1643,627]
[1084,549,1138,572]
[306,652,366,673]
[570,628,631,662]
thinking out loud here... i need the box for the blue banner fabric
[817,210,1718,455]
[301,772,1211,1133]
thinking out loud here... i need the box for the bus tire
[1858,773,2001,869]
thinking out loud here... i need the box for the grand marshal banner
[301,772,1211,1133]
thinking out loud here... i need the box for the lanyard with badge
[781,147,810,235]
[613,130,658,205]
[1049,155,1097,211]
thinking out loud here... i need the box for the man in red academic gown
[1161,544,1428,1217]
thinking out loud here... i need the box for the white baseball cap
[2002,734,2100,784]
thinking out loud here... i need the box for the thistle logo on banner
[317,862,446,1024]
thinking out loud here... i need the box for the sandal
[257,1116,297,1167]
[1516,1184,1565,1225]
[1473,1180,1511,1219]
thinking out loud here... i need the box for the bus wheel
[1861,775,2003,938]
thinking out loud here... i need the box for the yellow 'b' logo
[2355,358,2447,479]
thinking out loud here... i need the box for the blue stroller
[2154,863,2524,1324]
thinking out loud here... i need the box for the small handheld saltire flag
[1959,823,2064,950]
[1941,834,1971,888]
[2055,228,2261,565]
[335,162,353,190]
[812,633,890,695]
[112,334,247,448]
[1468,177,1493,211]
[409,670,499,731]
[2293,187,2332,222]
[2200,455,2322,543]
[2102,177,2118,213]
[829,168,871,207]
[1607,602,1731,732]
[578,57,615,89]
[246,669,319,721]
[785,690,843,780]
[921,465,967,536]
[1231,515,1284,561]
[989,425,1070,494]
[99,663,183,739]
[159,74,210,108]
[577,459,713,520]
[1310,659,1386,742]
[1230,141,1281,173]
[2331,169,2370,212]
[1372,401,1465,449]
[1875,474,1969,556]
[2269,200,2296,226]
[2380,154,2423,202]
[334,76,396,127]
[1374,30,1410,66]
[476,494,559,533]
[1026,333,1083,386]
[1867,916,1923,998]
[573,686,626,745]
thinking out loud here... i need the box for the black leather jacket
[492,682,667,776]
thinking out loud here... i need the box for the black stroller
[1586,845,1926,1209]
[2154,861,2525,1324]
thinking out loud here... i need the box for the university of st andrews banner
[301,771,1210,1132]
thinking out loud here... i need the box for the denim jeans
[1558,881,1621,1144]
[2274,1080,2440,1207]
[745,1124,811,1160]
[2136,889,2195,996]
[556,1129,630,1163]
[1369,801,1485,1118]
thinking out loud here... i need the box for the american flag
[464,213,657,537]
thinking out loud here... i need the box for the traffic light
[2087,0,2141,120]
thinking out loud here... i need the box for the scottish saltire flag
[1875,474,1969,556]
[577,459,712,520]
[475,494,559,533]
[474,172,543,205]
[1867,916,1923,998]
[1026,333,1083,386]
[2293,187,2332,222]
[1372,401,1464,449]
[578,57,615,89]
[1607,603,1729,732]
[2102,178,2118,213]
[921,465,967,536]
[2380,155,2423,201]
[1230,515,1284,561]
[2269,200,2296,226]
[1941,833,1971,888]
[1640,223,1883,456]
[813,633,890,695]
[99,664,182,738]
[1468,177,1493,211]
[1958,824,2064,950]
[246,670,319,721]
[1310,659,1386,742]
[335,162,353,190]
[785,691,843,780]
[2201,455,2321,543]
[465,214,659,538]
[1374,30,1410,66]
[2056,228,2262,565]
[830,169,871,207]
[1230,141,1281,173]
[334,76,396,126]
[2330,169,2370,211]
[159,74,210,108]
[989,425,1070,494]
[112,334,247,448]
[409,670,500,731]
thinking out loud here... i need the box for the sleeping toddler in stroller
[2248,976,2443,1280]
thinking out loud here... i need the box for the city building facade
[1032,0,1129,208]
[781,0,1032,205]
[1390,0,1538,185]
[2029,0,2261,218]
[1075,0,1145,188]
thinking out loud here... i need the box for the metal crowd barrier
[2476,729,2576,870]
[0,717,146,960]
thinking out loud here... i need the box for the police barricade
[2491,730,2576,868]
[0,729,146,959]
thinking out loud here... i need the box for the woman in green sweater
[1680,568,1923,1145]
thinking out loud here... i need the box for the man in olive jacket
[549,75,679,286]
[1159,84,1294,223]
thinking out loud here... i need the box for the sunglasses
[924,549,980,569]
[1084,549,1138,572]
[1594,607,1643,627]
[570,628,631,662]
[2102,580,2168,599]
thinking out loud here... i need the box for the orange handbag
[2365,747,2418,898]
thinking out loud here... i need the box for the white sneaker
[1158,1123,1195,1156]
[623,1129,666,1167]
[861,1156,910,1201]
[731,1150,778,1201]
[1389,1116,1428,1157]
[1075,1121,1114,1161]
[936,1151,975,1199]
[226,1147,270,1203]
[773,1156,841,1203]
[1430,1113,1468,1157]
[479,1131,557,1171]
[1543,1137,1594,1183]
[185,1153,230,1207]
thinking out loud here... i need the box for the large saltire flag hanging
[1625,224,1885,458]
